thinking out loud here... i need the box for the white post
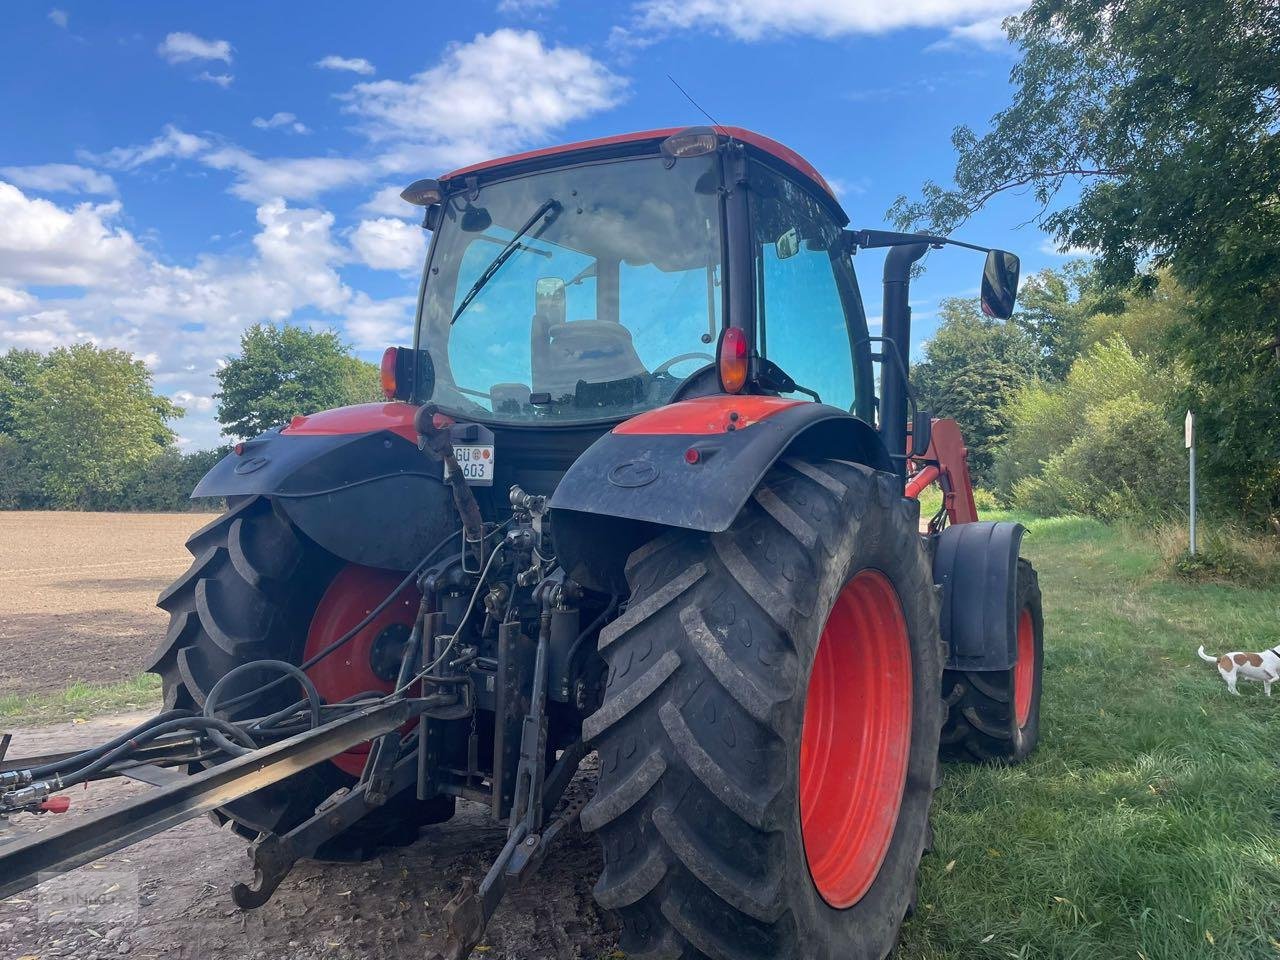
[1185,410,1196,555]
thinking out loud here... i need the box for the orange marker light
[380,347,398,400]
[718,327,749,394]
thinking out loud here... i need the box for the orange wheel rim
[1013,607,1035,728]
[800,570,913,909]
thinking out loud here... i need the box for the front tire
[939,558,1044,763]
[582,459,943,960]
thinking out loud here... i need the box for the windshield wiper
[450,198,562,325]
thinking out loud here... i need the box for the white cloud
[94,125,210,170]
[316,54,375,75]
[0,183,141,286]
[157,31,233,64]
[632,0,1023,40]
[0,285,37,313]
[171,389,214,412]
[361,184,417,218]
[344,293,415,350]
[198,71,235,88]
[498,0,559,13]
[343,30,626,169]
[200,147,371,202]
[350,217,426,271]
[926,14,1011,51]
[0,164,116,195]
[252,112,310,134]
[0,188,414,445]
[48,9,68,28]
[1038,238,1095,257]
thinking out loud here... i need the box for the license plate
[448,444,494,485]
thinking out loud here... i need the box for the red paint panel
[440,126,839,206]
[281,402,419,443]
[612,396,805,436]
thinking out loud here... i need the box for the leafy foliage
[913,298,1040,482]
[0,344,183,508]
[999,336,1188,519]
[215,324,380,439]
[893,0,1280,521]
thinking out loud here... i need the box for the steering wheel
[653,352,715,378]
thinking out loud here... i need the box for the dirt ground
[0,512,220,695]
[0,714,614,960]
[0,514,617,959]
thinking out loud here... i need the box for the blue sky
[0,0,1073,449]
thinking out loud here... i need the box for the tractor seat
[533,320,648,399]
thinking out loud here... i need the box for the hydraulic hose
[57,716,256,789]
[203,660,322,756]
[28,709,198,778]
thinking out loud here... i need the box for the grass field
[899,513,1280,960]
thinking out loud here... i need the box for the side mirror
[911,410,933,458]
[980,250,1020,319]
[775,227,800,260]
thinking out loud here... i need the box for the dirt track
[0,512,219,695]
[0,513,617,960]
[0,714,613,959]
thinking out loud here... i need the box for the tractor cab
[393,127,876,435]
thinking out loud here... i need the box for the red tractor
[0,126,1044,960]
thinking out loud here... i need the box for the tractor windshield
[416,154,723,424]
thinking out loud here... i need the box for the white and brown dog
[1198,645,1280,696]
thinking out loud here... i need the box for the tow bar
[0,696,429,900]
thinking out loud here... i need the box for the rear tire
[939,558,1043,763]
[149,495,453,853]
[583,459,943,960]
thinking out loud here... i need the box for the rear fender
[933,520,1026,671]
[550,396,892,592]
[192,404,459,570]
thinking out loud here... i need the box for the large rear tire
[939,558,1043,763]
[148,496,452,854]
[582,459,944,960]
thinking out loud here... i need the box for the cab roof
[440,126,840,210]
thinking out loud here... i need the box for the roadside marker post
[1185,410,1196,556]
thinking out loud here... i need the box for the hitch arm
[0,698,424,900]
[232,752,421,909]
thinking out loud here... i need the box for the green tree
[912,297,1040,482]
[215,324,380,439]
[892,0,1280,519]
[4,344,183,507]
[1013,264,1095,380]
[0,349,46,436]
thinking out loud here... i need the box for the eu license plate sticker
[449,445,494,485]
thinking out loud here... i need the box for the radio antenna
[667,74,725,133]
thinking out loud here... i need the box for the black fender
[933,520,1027,671]
[549,398,892,592]
[192,420,458,572]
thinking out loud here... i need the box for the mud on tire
[148,495,451,853]
[940,558,1043,764]
[582,459,945,960]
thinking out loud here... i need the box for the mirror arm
[844,228,993,255]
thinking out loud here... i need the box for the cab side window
[749,168,858,412]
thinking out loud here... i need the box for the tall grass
[898,513,1280,959]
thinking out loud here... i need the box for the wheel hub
[303,564,421,776]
